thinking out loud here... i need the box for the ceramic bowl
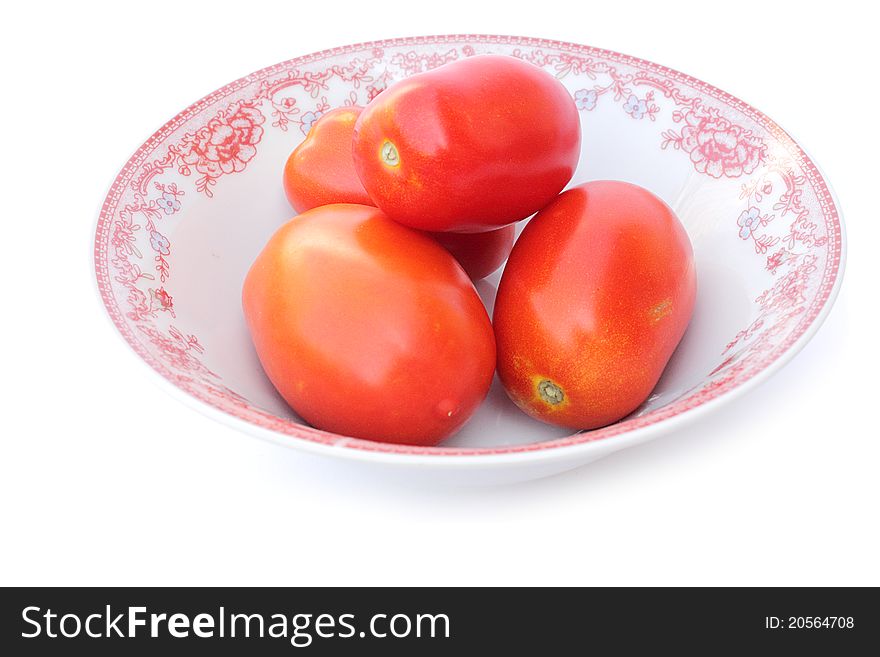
[93,35,845,484]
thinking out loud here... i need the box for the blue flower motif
[623,94,648,120]
[300,110,323,134]
[737,207,762,239]
[150,230,171,255]
[156,192,181,215]
[574,89,598,111]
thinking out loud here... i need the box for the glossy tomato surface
[352,55,581,232]
[281,105,514,279]
[242,204,496,446]
[494,181,696,430]
[282,107,373,212]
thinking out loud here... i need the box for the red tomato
[431,226,515,280]
[352,55,581,232]
[242,203,496,446]
[282,105,515,279]
[493,181,696,430]
[282,107,373,212]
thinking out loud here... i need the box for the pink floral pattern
[662,104,765,178]
[174,102,265,196]
[94,36,843,457]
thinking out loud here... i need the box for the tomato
[493,181,696,430]
[431,226,515,280]
[242,203,496,446]
[352,55,581,232]
[281,105,515,279]
[282,107,373,212]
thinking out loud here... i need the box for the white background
[1,0,877,586]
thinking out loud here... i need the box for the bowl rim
[92,33,846,467]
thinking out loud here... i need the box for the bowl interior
[95,36,842,455]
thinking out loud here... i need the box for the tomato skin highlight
[283,107,374,212]
[281,105,514,279]
[242,203,496,446]
[352,55,581,232]
[493,181,697,430]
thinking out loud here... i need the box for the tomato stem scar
[537,380,564,405]
[381,141,400,167]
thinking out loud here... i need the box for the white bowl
[93,35,845,484]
